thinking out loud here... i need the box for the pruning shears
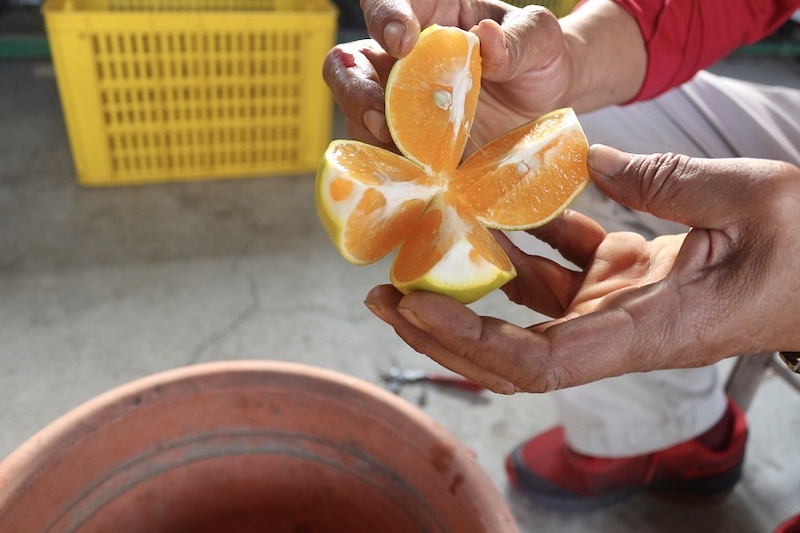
[380,366,485,395]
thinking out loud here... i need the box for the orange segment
[454,109,590,229]
[391,195,515,304]
[391,204,448,283]
[316,140,436,264]
[315,25,589,303]
[385,25,481,174]
[345,190,429,263]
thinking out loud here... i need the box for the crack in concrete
[188,275,261,365]
[257,303,366,324]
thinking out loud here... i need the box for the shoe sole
[506,449,743,513]
[512,484,638,513]
[647,458,743,505]
[505,450,638,512]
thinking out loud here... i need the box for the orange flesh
[330,178,353,202]
[392,208,447,283]
[345,192,428,263]
[454,119,588,228]
[392,197,514,284]
[387,28,481,174]
[466,227,514,271]
[331,142,429,186]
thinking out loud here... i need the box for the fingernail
[397,305,427,331]
[364,299,386,320]
[588,144,630,178]
[363,109,389,143]
[383,21,407,57]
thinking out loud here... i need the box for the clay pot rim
[0,360,451,482]
[0,360,519,532]
[0,360,516,531]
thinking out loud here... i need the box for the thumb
[588,144,764,230]
[360,0,420,58]
[473,7,563,82]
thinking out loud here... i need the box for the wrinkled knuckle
[516,6,560,52]
[633,152,692,210]
[546,363,570,392]
[359,0,398,31]
[539,361,570,393]
[519,4,558,23]
[358,0,374,23]
[511,353,567,393]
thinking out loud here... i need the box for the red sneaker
[505,398,748,512]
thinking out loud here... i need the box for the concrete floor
[2,51,800,532]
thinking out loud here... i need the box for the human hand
[323,1,647,152]
[364,145,800,394]
[323,0,570,152]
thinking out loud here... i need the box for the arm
[557,0,647,112]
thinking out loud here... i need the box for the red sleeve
[579,0,800,101]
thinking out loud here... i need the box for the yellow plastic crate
[504,0,579,17]
[42,0,338,186]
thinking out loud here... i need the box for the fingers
[323,40,396,144]
[366,287,646,393]
[587,144,791,230]
[586,147,800,356]
[365,285,519,394]
[493,211,606,318]
[494,231,582,317]
[327,2,558,146]
[365,280,713,394]
[358,0,513,58]
[396,291,548,392]
[359,0,421,57]
[526,209,606,268]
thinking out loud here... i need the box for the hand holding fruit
[323,0,647,152]
[365,146,800,393]
[325,0,568,148]
[317,27,589,304]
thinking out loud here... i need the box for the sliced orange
[389,192,516,304]
[454,110,590,230]
[385,24,481,175]
[316,25,589,304]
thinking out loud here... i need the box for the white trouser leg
[535,71,800,457]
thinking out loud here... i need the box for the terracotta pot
[0,360,517,532]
